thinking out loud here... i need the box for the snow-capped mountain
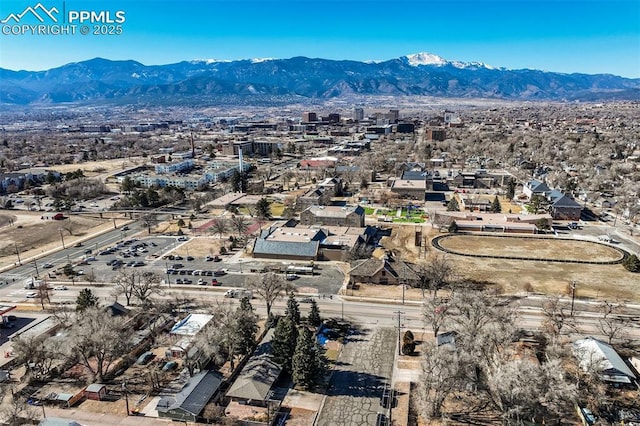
[0,54,638,105]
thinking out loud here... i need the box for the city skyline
[0,0,638,78]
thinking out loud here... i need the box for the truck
[224,289,253,299]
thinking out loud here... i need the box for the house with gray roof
[252,226,322,261]
[300,205,365,227]
[156,370,223,422]
[573,337,637,385]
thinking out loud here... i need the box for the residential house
[573,337,637,385]
[156,370,223,422]
[349,257,420,286]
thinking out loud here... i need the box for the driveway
[316,326,396,426]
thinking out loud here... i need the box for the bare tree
[67,307,133,381]
[416,343,461,419]
[10,335,62,379]
[0,386,39,426]
[113,269,136,306]
[246,272,294,318]
[113,270,162,306]
[132,271,163,305]
[422,296,450,337]
[141,213,157,234]
[421,253,455,298]
[597,300,628,344]
[36,280,51,310]
[211,218,228,238]
[230,215,249,240]
[541,295,574,338]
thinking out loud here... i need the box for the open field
[438,234,623,262]
[46,157,146,176]
[375,224,640,302]
[0,212,120,265]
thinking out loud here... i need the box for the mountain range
[1,53,639,105]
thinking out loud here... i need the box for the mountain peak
[403,52,447,66]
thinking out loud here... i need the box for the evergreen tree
[230,170,242,192]
[271,315,298,374]
[292,327,316,390]
[236,297,259,355]
[307,299,322,327]
[256,197,272,219]
[76,288,99,313]
[285,294,301,325]
[506,178,516,200]
[623,254,640,272]
[446,198,459,212]
[491,196,502,213]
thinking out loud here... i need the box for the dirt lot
[438,234,622,262]
[0,212,122,267]
[50,157,146,177]
[374,224,640,302]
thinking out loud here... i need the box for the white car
[25,292,38,298]
[42,262,54,268]
[54,285,68,291]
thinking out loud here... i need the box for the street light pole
[394,310,405,355]
[14,244,21,265]
[58,229,65,249]
[33,259,39,278]
[165,262,171,288]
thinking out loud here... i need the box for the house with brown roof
[349,258,420,286]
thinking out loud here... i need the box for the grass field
[374,224,640,302]
[438,234,622,262]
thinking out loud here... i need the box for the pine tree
[446,198,459,212]
[256,198,272,219]
[506,178,516,200]
[76,288,99,313]
[491,196,502,213]
[236,297,259,355]
[271,315,298,373]
[307,299,322,327]
[623,254,640,272]
[292,327,316,390]
[285,294,301,325]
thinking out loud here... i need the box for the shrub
[623,254,640,272]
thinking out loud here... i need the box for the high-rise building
[302,112,317,123]
[354,107,364,121]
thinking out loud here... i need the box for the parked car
[197,278,206,285]
[26,292,38,298]
[186,256,194,261]
[161,361,178,372]
[214,269,226,276]
[211,279,221,286]
[136,351,155,365]
[286,273,299,281]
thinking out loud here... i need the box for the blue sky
[1,0,639,77]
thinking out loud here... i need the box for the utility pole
[14,244,21,265]
[394,310,405,355]
[570,281,577,317]
[122,380,129,416]
[33,259,39,278]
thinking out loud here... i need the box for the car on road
[74,242,83,247]
[42,263,54,268]
[174,255,183,260]
[286,273,299,281]
[122,226,130,231]
[54,285,68,291]
[205,255,213,261]
[84,249,92,254]
[186,256,194,261]
[177,236,188,241]
[299,296,314,303]
[26,292,38,298]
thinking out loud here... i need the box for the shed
[83,383,107,401]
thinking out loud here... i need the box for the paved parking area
[316,327,396,426]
